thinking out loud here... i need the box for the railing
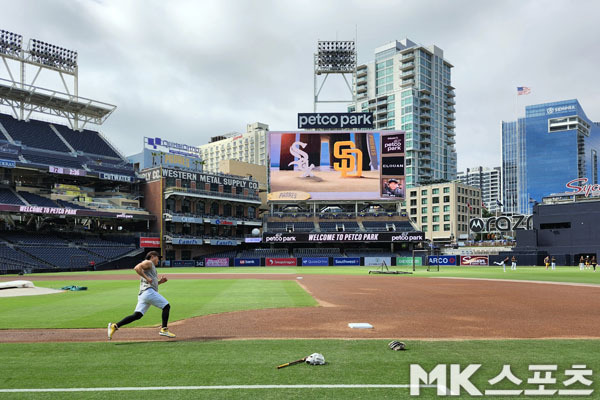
[165,186,260,202]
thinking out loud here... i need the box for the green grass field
[0,279,316,329]
[1,339,598,399]
[1,267,599,399]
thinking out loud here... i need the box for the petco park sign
[263,232,424,243]
[297,112,374,129]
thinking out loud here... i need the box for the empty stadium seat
[0,188,25,205]
[53,124,121,158]
[0,114,70,152]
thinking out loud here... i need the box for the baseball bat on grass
[277,356,307,369]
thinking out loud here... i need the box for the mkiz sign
[298,112,373,129]
[469,215,533,232]
[262,232,424,243]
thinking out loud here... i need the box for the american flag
[517,86,531,95]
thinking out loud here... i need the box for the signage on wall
[297,113,374,129]
[145,137,201,156]
[469,215,533,232]
[566,178,600,197]
[262,232,424,243]
[49,166,86,176]
[0,159,17,168]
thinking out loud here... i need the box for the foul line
[0,384,441,393]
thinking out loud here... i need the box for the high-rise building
[502,99,600,214]
[457,166,502,212]
[349,39,457,187]
[406,181,481,243]
[198,122,268,173]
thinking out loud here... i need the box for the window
[421,207,427,213]
[433,215,439,222]
[410,208,417,215]
[421,198,428,205]
[432,206,439,213]
[443,187,450,193]
[432,197,439,204]
[433,225,440,231]
[422,225,428,232]
[421,189,427,195]
[410,190,417,197]
[432,188,439,194]
[410,199,417,206]
[444,214,450,221]
[443,205,450,212]
[421,216,428,223]
[444,224,451,231]
[444,195,450,202]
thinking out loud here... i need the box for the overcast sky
[1,0,599,171]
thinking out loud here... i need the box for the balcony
[420,119,431,127]
[446,89,456,98]
[420,102,431,110]
[401,52,415,61]
[445,97,456,105]
[401,70,414,79]
[357,70,367,78]
[400,62,415,71]
[401,79,415,87]
[357,87,367,94]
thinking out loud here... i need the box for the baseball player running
[494,257,509,272]
[107,251,175,339]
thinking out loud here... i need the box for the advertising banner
[428,255,458,266]
[263,232,424,244]
[269,130,404,201]
[172,238,203,245]
[99,172,134,182]
[140,237,161,248]
[333,257,360,266]
[209,239,238,246]
[171,260,196,267]
[205,258,229,267]
[265,258,297,266]
[364,256,391,266]
[244,237,262,243]
[397,256,422,266]
[234,258,261,267]
[171,215,203,224]
[460,255,489,266]
[301,257,329,266]
[0,204,154,220]
[49,166,86,176]
[0,159,16,168]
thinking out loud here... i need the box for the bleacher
[0,232,139,271]
[0,114,70,152]
[18,192,59,208]
[21,149,85,169]
[0,188,25,205]
[53,125,121,158]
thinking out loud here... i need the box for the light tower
[313,40,356,112]
[0,28,115,130]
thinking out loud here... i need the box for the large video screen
[269,131,404,201]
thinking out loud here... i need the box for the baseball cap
[388,178,398,184]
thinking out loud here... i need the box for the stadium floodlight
[28,38,77,72]
[316,40,356,75]
[0,29,23,56]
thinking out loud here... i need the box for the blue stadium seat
[18,192,59,208]
[53,124,121,158]
[0,114,69,152]
[0,188,25,205]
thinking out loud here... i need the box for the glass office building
[502,99,600,214]
[349,39,457,187]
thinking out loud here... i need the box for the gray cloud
[1,0,598,171]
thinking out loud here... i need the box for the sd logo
[333,141,362,178]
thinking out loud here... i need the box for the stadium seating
[21,149,85,169]
[0,243,52,269]
[266,221,316,232]
[53,125,121,158]
[19,246,105,268]
[56,199,90,210]
[0,188,25,205]
[18,192,59,208]
[85,246,135,260]
[0,114,70,152]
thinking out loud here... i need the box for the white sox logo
[288,141,315,177]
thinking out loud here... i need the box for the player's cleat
[159,327,176,338]
[107,323,117,340]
